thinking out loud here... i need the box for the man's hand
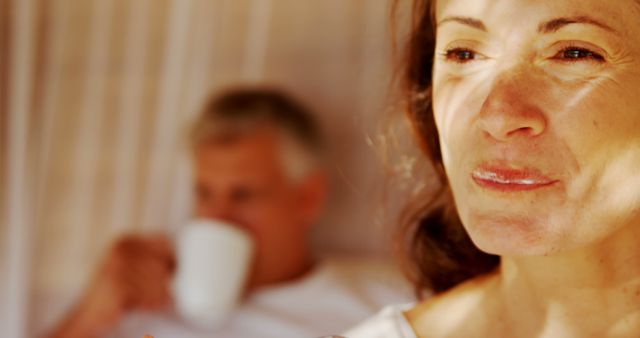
[48,234,175,338]
[92,234,176,313]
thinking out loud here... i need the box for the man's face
[193,130,320,287]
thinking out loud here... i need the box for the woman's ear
[296,169,328,227]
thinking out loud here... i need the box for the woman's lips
[471,165,558,192]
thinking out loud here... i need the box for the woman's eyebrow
[538,16,618,34]
[437,15,619,36]
[437,16,486,32]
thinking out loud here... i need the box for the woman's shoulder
[342,304,418,338]
[342,273,499,338]
[405,273,499,337]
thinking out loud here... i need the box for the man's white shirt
[105,256,413,338]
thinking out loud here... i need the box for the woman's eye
[444,48,478,63]
[555,47,605,62]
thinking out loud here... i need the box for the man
[48,87,411,338]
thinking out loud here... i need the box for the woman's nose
[478,71,547,142]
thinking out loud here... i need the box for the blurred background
[0,0,428,336]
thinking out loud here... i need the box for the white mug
[172,219,254,328]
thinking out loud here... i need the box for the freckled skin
[433,0,640,256]
[407,1,640,337]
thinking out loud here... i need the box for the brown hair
[394,0,499,297]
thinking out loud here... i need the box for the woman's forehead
[434,0,639,34]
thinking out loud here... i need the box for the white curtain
[0,0,411,336]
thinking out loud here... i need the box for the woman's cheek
[433,75,489,175]
[550,71,640,219]
[439,134,453,173]
[433,87,460,164]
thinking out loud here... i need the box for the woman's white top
[342,304,417,338]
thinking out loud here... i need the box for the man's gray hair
[190,87,323,180]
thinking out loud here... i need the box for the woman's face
[433,0,640,255]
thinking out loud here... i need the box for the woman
[346,0,640,336]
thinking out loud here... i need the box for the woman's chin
[462,213,562,256]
